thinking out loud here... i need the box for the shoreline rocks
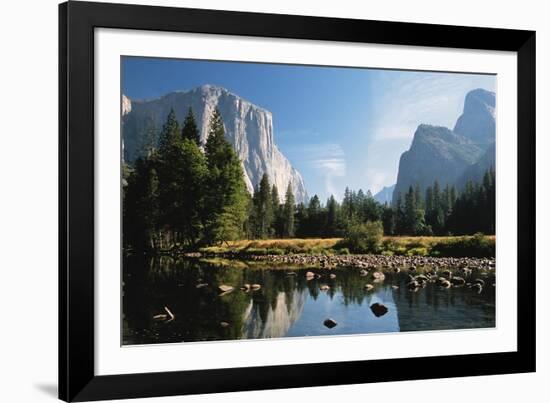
[243,253,496,272]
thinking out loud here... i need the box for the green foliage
[339,221,384,254]
[282,183,296,238]
[203,109,249,245]
[251,174,274,238]
[154,108,209,248]
[407,247,429,256]
[430,232,495,257]
[123,156,160,250]
[123,108,248,250]
[181,107,201,145]
[445,168,495,235]
[336,247,350,255]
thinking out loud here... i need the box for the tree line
[123,108,495,252]
[248,169,495,240]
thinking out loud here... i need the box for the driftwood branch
[164,306,175,322]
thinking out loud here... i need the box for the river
[123,256,495,345]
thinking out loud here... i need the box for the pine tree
[414,183,423,209]
[306,195,322,236]
[156,109,182,245]
[425,186,434,215]
[203,108,249,244]
[343,187,354,223]
[252,173,273,238]
[174,139,208,246]
[271,184,282,237]
[181,107,201,145]
[362,189,380,222]
[484,167,495,233]
[404,186,417,234]
[155,109,209,247]
[294,202,307,238]
[136,115,158,158]
[325,195,339,237]
[394,192,406,234]
[381,203,395,235]
[428,180,444,234]
[282,183,296,238]
[123,156,160,250]
[158,109,180,152]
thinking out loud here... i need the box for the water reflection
[122,256,495,345]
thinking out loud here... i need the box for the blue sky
[123,57,495,202]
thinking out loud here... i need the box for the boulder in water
[370,303,389,317]
[323,318,338,328]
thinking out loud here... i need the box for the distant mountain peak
[453,88,495,147]
[392,88,495,203]
[373,184,395,205]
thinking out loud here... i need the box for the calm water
[122,256,495,345]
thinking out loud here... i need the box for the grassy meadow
[199,234,495,258]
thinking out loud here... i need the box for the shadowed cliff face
[393,125,483,202]
[392,88,495,203]
[454,88,496,148]
[122,85,308,203]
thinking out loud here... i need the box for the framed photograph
[59,1,535,401]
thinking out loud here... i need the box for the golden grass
[228,238,340,249]
[385,235,495,244]
[199,235,495,256]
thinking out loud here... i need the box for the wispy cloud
[285,143,346,199]
[370,71,496,141]
[364,169,388,195]
[362,71,496,191]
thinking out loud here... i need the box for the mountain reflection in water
[122,256,495,345]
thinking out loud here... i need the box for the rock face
[453,88,496,148]
[373,184,395,205]
[455,143,495,190]
[122,85,308,203]
[392,88,495,203]
[393,125,483,202]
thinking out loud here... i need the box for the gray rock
[370,303,389,317]
[323,318,338,329]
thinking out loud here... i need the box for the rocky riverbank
[184,251,495,272]
[247,253,495,271]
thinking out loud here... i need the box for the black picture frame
[59,1,536,401]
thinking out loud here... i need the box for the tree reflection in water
[122,256,495,345]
